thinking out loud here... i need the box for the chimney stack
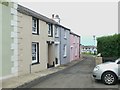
[52,14,60,24]
[52,14,55,19]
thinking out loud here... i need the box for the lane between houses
[27,55,119,88]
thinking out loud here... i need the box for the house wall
[0,2,2,79]
[60,27,70,65]
[1,2,18,80]
[54,26,61,66]
[76,36,80,59]
[70,34,80,62]
[46,24,55,67]
[118,5,120,60]
[18,12,48,75]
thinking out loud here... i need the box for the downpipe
[30,64,32,74]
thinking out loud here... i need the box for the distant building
[81,45,97,54]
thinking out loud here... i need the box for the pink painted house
[70,32,80,62]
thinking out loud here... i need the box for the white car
[93,58,120,85]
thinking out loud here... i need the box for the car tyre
[102,72,117,85]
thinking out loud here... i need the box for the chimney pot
[52,14,54,19]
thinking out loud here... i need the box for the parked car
[93,58,120,85]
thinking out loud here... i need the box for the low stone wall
[102,57,118,63]
[95,57,102,65]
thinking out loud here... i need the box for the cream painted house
[17,5,56,75]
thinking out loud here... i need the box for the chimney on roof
[52,14,55,19]
[52,14,60,24]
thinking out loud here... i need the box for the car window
[117,61,120,64]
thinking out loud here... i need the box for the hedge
[97,34,120,58]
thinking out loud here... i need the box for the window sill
[55,36,59,38]
[64,37,67,40]
[63,55,67,58]
[75,55,77,57]
[32,33,39,35]
[32,62,40,65]
[48,34,53,37]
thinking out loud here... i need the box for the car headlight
[94,66,100,71]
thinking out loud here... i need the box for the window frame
[75,46,78,56]
[32,17,39,35]
[73,36,75,43]
[55,26,59,37]
[76,37,79,44]
[32,42,39,64]
[48,23,53,37]
[64,29,67,39]
[63,44,67,57]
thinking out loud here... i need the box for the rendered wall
[0,2,1,89]
[60,28,70,65]
[18,12,48,75]
[1,2,18,80]
[2,2,13,78]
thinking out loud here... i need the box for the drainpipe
[60,27,61,65]
[29,64,32,74]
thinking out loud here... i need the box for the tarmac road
[30,55,119,88]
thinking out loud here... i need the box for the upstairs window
[73,36,75,43]
[55,26,59,37]
[77,37,79,44]
[48,23,53,37]
[64,29,67,39]
[32,17,39,34]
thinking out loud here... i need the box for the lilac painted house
[70,32,80,62]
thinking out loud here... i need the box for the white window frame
[77,37,79,44]
[55,26,59,37]
[75,46,78,56]
[32,18,38,34]
[32,42,39,64]
[48,24,52,36]
[64,29,67,39]
[73,36,75,43]
[63,44,67,57]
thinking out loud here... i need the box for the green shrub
[97,34,120,58]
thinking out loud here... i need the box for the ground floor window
[63,44,67,57]
[32,42,39,64]
[75,46,78,56]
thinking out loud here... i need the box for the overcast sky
[19,0,118,46]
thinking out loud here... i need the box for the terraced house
[17,5,57,75]
[0,1,18,80]
[70,32,80,62]
[54,24,71,65]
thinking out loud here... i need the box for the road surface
[30,55,119,88]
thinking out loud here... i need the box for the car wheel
[102,72,117,85]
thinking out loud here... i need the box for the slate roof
[70,31,80,37]
[18,4,57,24]
[17,4,71,31]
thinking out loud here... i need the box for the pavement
[1,58,83,89]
